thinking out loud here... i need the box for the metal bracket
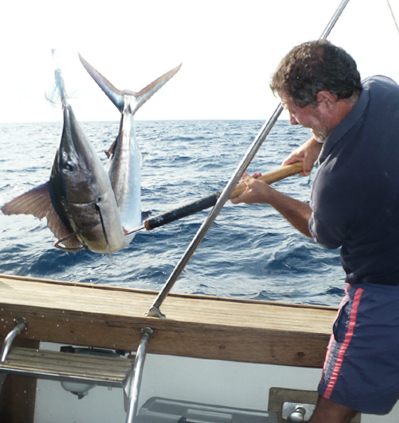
[145,306,166,319]
[269,388,361,423]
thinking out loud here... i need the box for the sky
[1,0,399,123]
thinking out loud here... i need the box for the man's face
[279,91,330,142]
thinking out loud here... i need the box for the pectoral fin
[1,183,83,250]
[2,183,52,219]
[105,138,118,159]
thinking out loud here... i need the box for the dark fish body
[50,103,125,253]
[1,69,125,254]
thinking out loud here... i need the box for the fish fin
[105,138,118,159]
[1,183,83,250]
[2,183,54,219]
[79,53,124,112]
[79,53,181,116]
[134,64,181,113]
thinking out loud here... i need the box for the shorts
[318,283,399,415]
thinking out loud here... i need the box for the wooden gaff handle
[143,162,304,231]
[230,161,304,198]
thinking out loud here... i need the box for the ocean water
[0,120,345,307]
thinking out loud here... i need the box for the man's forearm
[267,188,312,237]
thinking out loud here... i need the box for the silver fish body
[79,55,181,243]
[107,99,142,246]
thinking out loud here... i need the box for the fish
[1,66,125,255]
[78,54,181,244]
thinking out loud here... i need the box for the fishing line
[387,0,399,37]
[54,221,100,252]
[96,203,113,261]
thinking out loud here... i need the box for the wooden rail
[0,273,336,368]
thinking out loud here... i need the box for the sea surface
[0,120,346,307]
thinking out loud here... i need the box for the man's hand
[230,172,273,205]
[230,172,313,237]
[283,136,322,176]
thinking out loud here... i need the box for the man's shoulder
[363,75,398,89]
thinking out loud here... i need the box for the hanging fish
[1,64,125,255]
[78,54,181,244]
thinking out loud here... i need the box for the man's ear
[316,91,337,111]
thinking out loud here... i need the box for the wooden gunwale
[0,273,336,368]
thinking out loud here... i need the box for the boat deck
[0,273,336,368]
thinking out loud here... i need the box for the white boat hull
[34,346,399,423]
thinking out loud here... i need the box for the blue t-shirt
[309,76,399,285]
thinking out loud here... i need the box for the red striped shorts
[318,283,399,414]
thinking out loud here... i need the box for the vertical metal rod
[0,317,28,398]
[125,327,154,423]
[0,317,28,363]
[147,0,351,318]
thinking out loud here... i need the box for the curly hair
[270,40,362,107]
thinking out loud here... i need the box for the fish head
[51,105,106,204]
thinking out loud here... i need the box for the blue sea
[0,120,345,306]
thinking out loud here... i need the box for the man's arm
[230,173,313,238]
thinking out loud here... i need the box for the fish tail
[134,63,181,114]
[79,53,124,112]
[78,53,181,115]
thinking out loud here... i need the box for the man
[231,40,399,423]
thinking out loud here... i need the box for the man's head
[271,40,362,141]
[270,40,362,107]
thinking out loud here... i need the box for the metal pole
[147,0,351,318]
[319,0,351,39]
[147,107,282,318]
[125,327,154,423]
[0,317,28,397]
[0,317,28,363]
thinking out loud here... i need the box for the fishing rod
[147,0,351,318]
[128,162,303,235]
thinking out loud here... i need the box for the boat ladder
[0,317,153,423]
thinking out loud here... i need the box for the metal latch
[282,402,316,422]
